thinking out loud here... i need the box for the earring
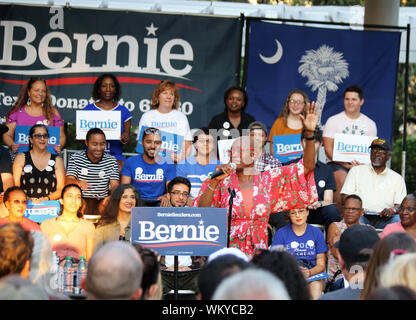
[27,97,31,106]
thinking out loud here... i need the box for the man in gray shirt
[319,224,379,300]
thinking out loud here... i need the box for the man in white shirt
[323,85,377,211]
[340,138,406,229]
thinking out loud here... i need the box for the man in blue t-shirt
[120,128,175,207]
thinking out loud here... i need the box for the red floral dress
[193,159,318,257]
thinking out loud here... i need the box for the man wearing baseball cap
[319,224,379,300]
[340,138,406,230]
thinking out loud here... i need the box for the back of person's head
[366,285,416,300]
[85,241,144,300]
[198,254,249,300]
[253,249,311,300]
[0,274,49,300]
[212,268,290,300]
[0,223,34,278]
[379,252,416,293]
[132,243,161,300]
[361,232,416,299]
[29,231,53,284]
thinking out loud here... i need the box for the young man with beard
[121,127,175,207]
[340,138,406,229]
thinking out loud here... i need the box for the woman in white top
[138,80,192,163]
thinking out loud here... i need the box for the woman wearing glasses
[12,124,65,202]
[93,184,142,253]
[271,208,327,300]
[268,89,309,155]
[3,77,66,154]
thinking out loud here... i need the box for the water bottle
[50,251,60,292]
[76,257,88,294]
[62,256,73,294]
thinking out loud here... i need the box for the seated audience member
[160,177,206,295]
[248,121,282,172]
[40,184,95,262]
[93,184,141,252]
[121,127,175,207]
[81,241,144,300]
[0,186,40,231]
[326,194,365,292]
[341,138,406,229]
[176,127,220,201]
[271,208,327,300]
[0,124,13,205]
[381,193,416,240]
[212,268,290,300]
[0,275,49,300]
[366,285,416,300]
[379,252,416,294]
[268,89,309,156]
[322,85,377,211]
[360,232,416,300]
[133,244,162,300]
[0,223,34,279]
[66,128,119,215]
[197,253,249,300]
[252,248,311,300]
[13,124,65,202]
[319,225,379,300]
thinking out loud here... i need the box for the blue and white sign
[273,134,303,163]
[307,272,329,282]
[76,110,121,140]
[15,125,60,155]
[23,200,60,223]
[332,133,377,164]
[131,207,227,256]
[136,126,184,157]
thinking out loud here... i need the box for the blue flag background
[245,21,401,143]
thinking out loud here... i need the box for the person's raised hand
[299,101,319,132]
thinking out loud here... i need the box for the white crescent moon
[259,39,283,64]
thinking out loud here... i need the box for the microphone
[209,163,237,179]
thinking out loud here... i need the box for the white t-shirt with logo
[323,111,377,139]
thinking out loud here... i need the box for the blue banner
[245,21,401,143]
[135,125,184,157]
[131,207,227,256]
[15,125,60,154]
[23,200,60,223]
[273,133,303,163]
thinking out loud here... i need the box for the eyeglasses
[344,207,361,212]
[170,191,189,198]
[8,199,27,205]
[33,134,49,140]
[289,210,308,216]
[398,206,416,213]
[144,128,160,135]
[288,99,305,106]
[370,148,389,155]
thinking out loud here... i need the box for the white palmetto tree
[298,45,349,126]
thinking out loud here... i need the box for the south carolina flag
[245,21,401,143]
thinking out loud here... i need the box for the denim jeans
[359,214,401,230]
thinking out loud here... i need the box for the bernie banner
[245,20,401,143]
[131,206,227,256]
[0,4,241,130]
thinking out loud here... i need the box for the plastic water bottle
[62,256,73,294]
[76,256,88,294]
[50,251,60,292]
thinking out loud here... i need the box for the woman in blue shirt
[272,208,327,299]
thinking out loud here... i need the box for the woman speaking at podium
[194,102,319,257]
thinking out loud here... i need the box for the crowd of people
[0,75,415,301]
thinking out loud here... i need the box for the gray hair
[86,241,144,300]
[212,268,290,300]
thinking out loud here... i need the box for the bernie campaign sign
[131,207,227,256]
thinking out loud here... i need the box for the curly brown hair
[150,80,180,110]
[5,77,55,123]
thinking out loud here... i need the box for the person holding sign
[83,74,132,172]
[322,85,377,211]
[3,77,66,154]
[195,102,319,257]
[268,89,308,156]
[137,80,192,163]
[0,186,40,231]
[12,124,65,202]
